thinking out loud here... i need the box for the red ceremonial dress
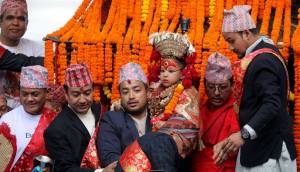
[192,96,240,172]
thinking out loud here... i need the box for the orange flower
[270,0,284,44]
[282,0,292,60]
[250,0,259,24]
[291,8,300,169]
[152,83,185,131]
[57,43,67,85]
[44,40,54,84]
[260,0,272,35]
[167,0,181,32]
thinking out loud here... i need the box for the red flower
[185,53,196,64]
[150,49,161,62]
[148,65,160,83]
[182,78,193,88]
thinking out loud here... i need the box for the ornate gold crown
[149,32,195,59]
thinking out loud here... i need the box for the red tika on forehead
[127,80,131,84]
[161,59,181,69]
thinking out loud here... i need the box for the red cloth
[80,104,106,169]
[119,140,151,172]
[192,96,240,172]
[11,108,57,172]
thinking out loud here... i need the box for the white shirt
[0,106,41,168]
[75,108,96,136]
[245,36,274,56]
[0,38,44,108]
[129,113,147,137]
[0,38,44,57]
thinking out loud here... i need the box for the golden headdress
[149,32,195,60]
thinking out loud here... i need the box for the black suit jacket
[97,111,152,167]
[44,104,102,172]
[239,41,296,167]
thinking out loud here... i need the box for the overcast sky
[23,0,82,41]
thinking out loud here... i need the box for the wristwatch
[241,127,250,140]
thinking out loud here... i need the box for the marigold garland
[93,85,101,102]
[104,44,113,84]
[57,43,67,85]
[161,0,168,20]
[90,44,97,82]
[237,0,247,4]
[111,41,124,101]
[260,0,272,35]
[44,40,55,84]
[194,0,205,73]
[139,0,155,75]
[151,83,184,131]
[96,42,105,84]
[204,0,210,17]
[247,0,253,5]
[270,0,284,44]
[166,0,176,20]
[141,0,150,22]
[258,0,265,19]
[103,85,112,99]
[70,43,78,65]
[251,0,259,24]
[291,8,300,171]
[127,0,136,18]
[187,0,197,43]
[167,0,181,32]
[281,0,292,60]
[163,83,184,117]
[149,0,162,34]
[209,0,216,22]
[132,0,142,62]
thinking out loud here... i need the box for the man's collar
[127,110,148,120]
[67,104,91,116]
[245,36,274,55]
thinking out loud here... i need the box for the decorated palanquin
[44,0,300,170]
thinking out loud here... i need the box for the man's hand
[213,139,227,165]
[110,99,122,111]
[102,161,117,172]
[213,132,244,165]
[222,132,244,153]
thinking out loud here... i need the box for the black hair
[63,85,68,92]
[238,28,259,36]
[176,57,186,69]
